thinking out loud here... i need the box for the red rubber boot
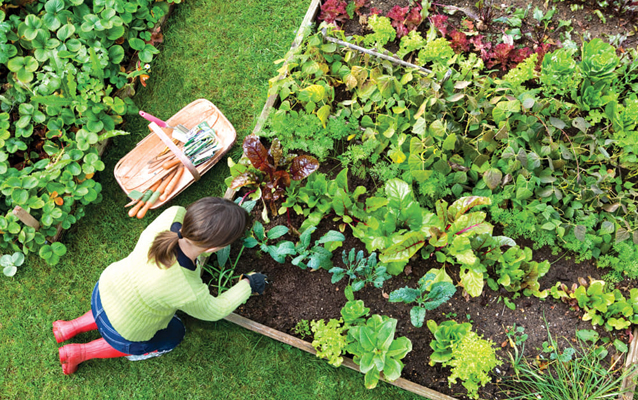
[59,338,129,375]
[53,311,98,343]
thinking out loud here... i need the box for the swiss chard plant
[389,269,456,327]
[229,135,319,217]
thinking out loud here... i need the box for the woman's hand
[241,273,267,295]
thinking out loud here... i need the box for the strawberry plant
[1,0,169,268]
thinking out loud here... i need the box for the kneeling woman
[52,197,265,374]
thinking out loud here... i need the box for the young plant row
[261,30,638,281]
[0,0,167,272]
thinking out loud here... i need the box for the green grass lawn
[0,0,425,398]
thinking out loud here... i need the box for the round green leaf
[51,242,67,256]
[57,24,75,41]
[108,45,124,64]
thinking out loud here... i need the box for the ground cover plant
[1,1,425,399]
[0,0,169,271]
[218,7,638,397]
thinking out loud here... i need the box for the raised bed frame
[224,1,638,398]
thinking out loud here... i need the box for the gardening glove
[242,273,267,295]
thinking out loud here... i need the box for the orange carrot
[163,158,182,170]
[136,169,178,219]
[159,165,184,202]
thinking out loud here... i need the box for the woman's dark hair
[148,197,249,268]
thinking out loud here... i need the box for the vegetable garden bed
[210,0,638,398]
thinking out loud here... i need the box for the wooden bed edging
[224,312,459,400]
[620,327,638,400]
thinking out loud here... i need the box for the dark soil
[206,162,636,400]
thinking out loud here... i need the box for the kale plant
[389,269,456,327]
[329,248,391,291]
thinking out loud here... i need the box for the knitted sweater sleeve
[179,277,252,321]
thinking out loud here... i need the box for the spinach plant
[291,226,345,270]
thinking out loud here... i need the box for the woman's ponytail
[148,231,180,268]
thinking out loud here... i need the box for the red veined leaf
[243,135,270,172]
[290,155,319,180]
[273,170,291,188]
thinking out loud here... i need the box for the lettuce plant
[427,319,471,364]
[310,318,349,367]
[389,269,456,327]
[445,331,501,399]
[346,314,413,389]
[492,245,550,298]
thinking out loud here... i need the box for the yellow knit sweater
[98,206,252,341]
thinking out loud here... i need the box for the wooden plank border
[620,327,638,400]
[224,312,458,400]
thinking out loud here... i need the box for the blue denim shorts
[91,282,185,355]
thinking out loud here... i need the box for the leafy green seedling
[346,314,412,389]
[243,221,295,263]
[2,252,25,276]
[389,269,456,327]
[291,226,344,270]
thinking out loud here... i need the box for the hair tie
[177,231,183,239]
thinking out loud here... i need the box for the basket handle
[148,122,201,181]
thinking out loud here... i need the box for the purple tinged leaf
[270,138,284,167]
[290,155,319,180]
[243,135,270,172]
[574,225,586,241]
[482,168,502,190]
